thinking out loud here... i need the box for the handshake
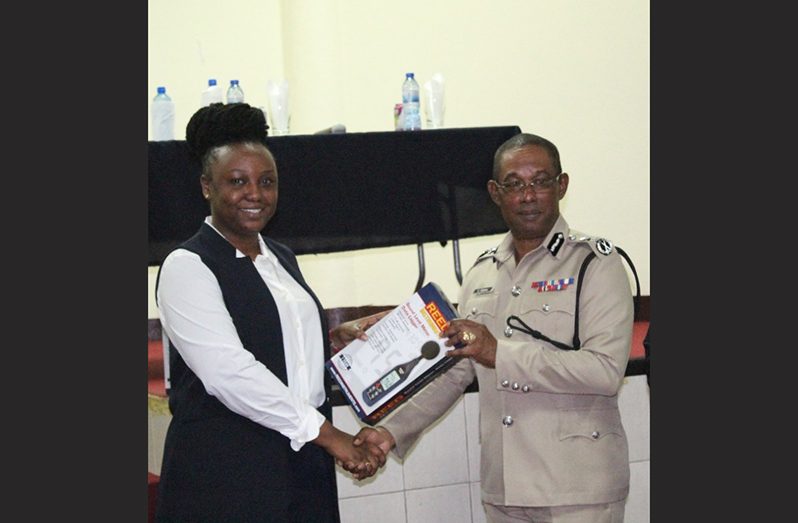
[324,313,395,479]
[326,424,396,481]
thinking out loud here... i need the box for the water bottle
[201,78,223,106]
[401,72,421,131]
[151,86,175,141]
[226,79,245,104]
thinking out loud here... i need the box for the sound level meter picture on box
[326,282,459,425]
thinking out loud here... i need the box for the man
[355,132,634,523]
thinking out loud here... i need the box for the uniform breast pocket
[517,290,575,342]
[556,406,629,488]
[463,294,498,325]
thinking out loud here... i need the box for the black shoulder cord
[506,246,641,351]
[615,246,641,321]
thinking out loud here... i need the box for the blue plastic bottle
[201,79,223,106]
[226,79,245,104]
[401,72,421,131]
[151,86,175,141]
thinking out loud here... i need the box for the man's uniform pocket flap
[558,408,624,442]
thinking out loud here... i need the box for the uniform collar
[496,214,571,265]
[493,233,516,266]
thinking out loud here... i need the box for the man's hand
[441,319,498,368]
[353,426,395,458]
[315,420,381,480]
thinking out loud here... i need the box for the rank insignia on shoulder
[474,286,493,295]
[596,238,613,255]
[546,232,564,256]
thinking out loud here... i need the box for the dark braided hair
[185,103,271,174]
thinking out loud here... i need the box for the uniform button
[511,285,522,297]
[511,382,519,390]
[568,234,576,240]
[501,379,510,388]
[542,304,550,312]
[471,307,478,315]
[504,326,513,337]
[521,385,530,393]
[591,431,600,439]
[502,415,514,427]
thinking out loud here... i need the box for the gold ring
[354,322,362,331]
[461,331,476,344]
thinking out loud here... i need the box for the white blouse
[157,218,326,451]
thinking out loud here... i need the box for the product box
[326,282,460,425]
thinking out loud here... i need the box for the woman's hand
[330,310,390,352]
[313,420,384,480]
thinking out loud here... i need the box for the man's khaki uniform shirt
[382,215,634,507]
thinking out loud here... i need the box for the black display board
[149,126,521,265]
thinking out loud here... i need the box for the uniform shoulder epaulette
[568,233,615,257]
[473,246,498,266]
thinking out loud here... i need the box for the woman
[155,103,384,522]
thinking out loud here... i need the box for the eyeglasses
[493,174,562,195]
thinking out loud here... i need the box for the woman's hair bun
[185,103,269,162]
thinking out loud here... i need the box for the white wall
[148,0,285,124]
[148,0,650,311]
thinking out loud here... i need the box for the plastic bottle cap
[231,80,239,85]
[406,73,414,78]
[208,79,217,86]
[157,86,166,94]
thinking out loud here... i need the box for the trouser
[483,499,626,523]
